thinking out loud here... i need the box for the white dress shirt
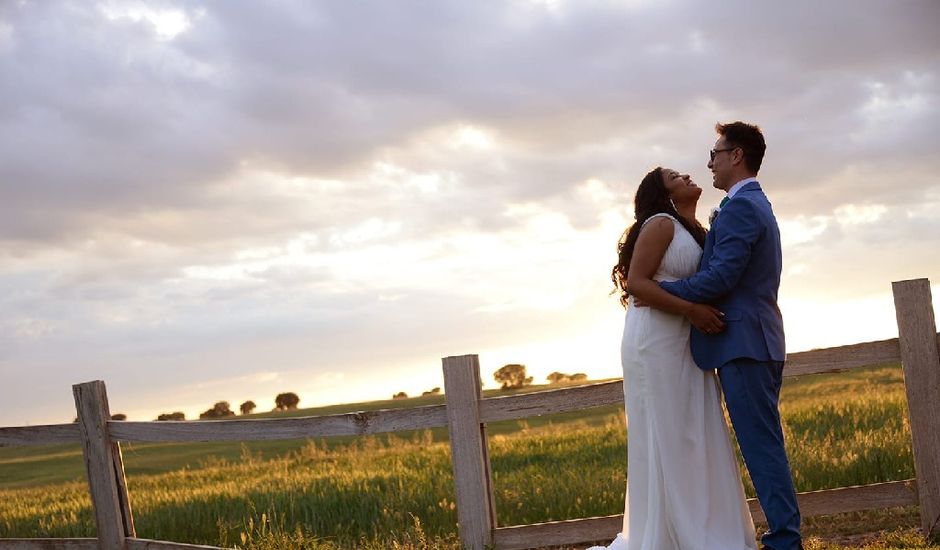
[726,177,758,200]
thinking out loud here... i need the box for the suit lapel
[700,227,716,269]
[700,181,761,269]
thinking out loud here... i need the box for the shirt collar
[726,177,758,199]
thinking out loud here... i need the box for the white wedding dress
[590,213,757,550]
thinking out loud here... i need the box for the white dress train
[589,214,757,550]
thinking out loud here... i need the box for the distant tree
[546,372,589,384]
[199,401,235,420]
[494,364,533,390]
[421,387,441,396]
[274,392,300,411]
[156,411,186,421]
[392,391,408,400]
[110,413,127,421]
[240,400,257,415]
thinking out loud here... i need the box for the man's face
[707,136,737,191]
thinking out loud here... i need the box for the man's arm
[628,217,725,333]
[660,198,761,303]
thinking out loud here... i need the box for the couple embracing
[593,122,803,550]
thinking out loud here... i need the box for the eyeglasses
[709,147,738,161]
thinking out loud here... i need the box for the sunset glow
[1,1,937,426]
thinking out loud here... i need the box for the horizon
[91,374,624,424]
[11,307,936,426]
[2,1,938,427]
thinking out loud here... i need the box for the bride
[591,167,757,550]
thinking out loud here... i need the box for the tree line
[152,392,302,421]
[494,364,587,389]
[391,364,589,399]
[105,364,590,420]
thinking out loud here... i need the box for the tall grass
[0,364,924,548]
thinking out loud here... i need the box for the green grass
[0,364,934,549]
[0,379,624,488]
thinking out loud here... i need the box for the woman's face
[662,168,702,204]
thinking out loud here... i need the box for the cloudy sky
[1,0,938,426]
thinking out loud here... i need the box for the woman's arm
[627,217,725,333]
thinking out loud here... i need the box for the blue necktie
[719,196,729,208]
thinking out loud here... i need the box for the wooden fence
[0,278,938,550]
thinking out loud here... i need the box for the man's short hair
[716,121,766,173]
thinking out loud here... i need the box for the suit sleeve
[660,198,761,302]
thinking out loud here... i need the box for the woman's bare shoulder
[638,215,675,238]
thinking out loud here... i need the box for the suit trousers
[718,358,802,550]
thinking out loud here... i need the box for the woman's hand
[685,304,725,334]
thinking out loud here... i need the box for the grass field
[0,364,936,549]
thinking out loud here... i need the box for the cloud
[0,0,938,425]
[3,0,936,245]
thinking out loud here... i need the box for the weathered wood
[750,479,918,523]
[893,278,940,539]
[783,336,902,376]
[127,539,227,549]
[443,355,495,550]
[0,424,81,447]
[108,405,449,442]
[479,380,623,423]
[493,514,624,549]
[0,540,98,549]
[112,440,134,541]
[73,381,134,550]
[492,480,919,549]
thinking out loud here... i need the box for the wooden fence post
[74,380,136,549]
[892,278,940,540]
[443,354,496,550]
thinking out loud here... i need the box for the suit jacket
[660,181,785,370]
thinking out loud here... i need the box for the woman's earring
[669,198,677,212]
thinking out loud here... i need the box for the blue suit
[661,181,802,550]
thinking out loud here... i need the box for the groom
[660,121,802,550]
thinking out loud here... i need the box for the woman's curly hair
[611,167,706,307]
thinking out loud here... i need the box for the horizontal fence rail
[1,278,937,550]
[0,424,80,447]
[491,480,921,550]
[5,333,937,449]
[109,404,450,443]
[0,539,230,549]
[0,540,100,549]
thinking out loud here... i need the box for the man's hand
[632,296,649,308]
[686,304,725,334]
